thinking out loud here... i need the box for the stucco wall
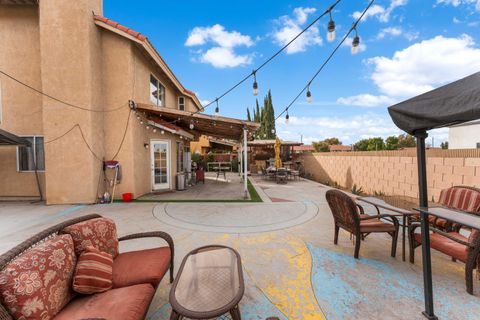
[301,150,480,201]
[0,5,45,197]
[449,123,480,149]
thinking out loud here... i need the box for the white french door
[151,140,170,190]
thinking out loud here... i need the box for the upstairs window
[150,75,165,107]
[17,136,45,172]
[178,96,185,111]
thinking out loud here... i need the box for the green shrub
[351,184,364,195]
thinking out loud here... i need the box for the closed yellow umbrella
[274,137,282,168]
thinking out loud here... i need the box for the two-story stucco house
[0,0,258,204]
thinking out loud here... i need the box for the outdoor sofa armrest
[356,203,365,215]
[408,222,474,248]
[118,231,175,283]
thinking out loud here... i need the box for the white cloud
[185,24,253,48]
[377,27,402,39]
[353,0,408,23]
[436,0,480,11]
[367,34,480,97]
[185,24,254,68]
[336,94,396,107]
[272,7,323,54]
[199,47,252,68]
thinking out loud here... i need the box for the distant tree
[253,91,276,140]
[313,141,330,152]
[323,137,342,146]
[354,139,369,151]
[247,108,252,122]
[440,141,449,149]
[367,137,385,151]
[385,136,399,150]
[398,134,416,148]
[312,137,342,152]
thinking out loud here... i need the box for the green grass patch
[114,178,263,203]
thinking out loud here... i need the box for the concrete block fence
[300,149,480,201]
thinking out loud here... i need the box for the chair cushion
[414,232,468,262]
[112,247,170,288]
[0,235,76,320]
[62,217,119,258]
[73,246,113,294]
[53,283,154,320]
[360,219,396,233]
[439,187,480,213]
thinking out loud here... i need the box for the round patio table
[169,245,244,320]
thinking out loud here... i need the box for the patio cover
[388,72,480,135]
[0,128,31,146]
[137,103,259,140]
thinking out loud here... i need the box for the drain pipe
[243,128,248,199]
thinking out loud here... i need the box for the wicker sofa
[0,214,174,320]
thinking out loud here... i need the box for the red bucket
[122,192,133,202]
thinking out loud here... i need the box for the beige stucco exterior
[0,0,201,203]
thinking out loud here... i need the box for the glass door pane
[152,141,169,189]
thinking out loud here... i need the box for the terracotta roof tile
[183,89,197,97]
[93,15,146,41]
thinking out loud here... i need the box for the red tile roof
[94,15,146,41]
[293,145,314,152]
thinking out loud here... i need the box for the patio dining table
[356,196,416,261]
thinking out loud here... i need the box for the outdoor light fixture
[327,12,335,42]
[161,130,165,135]
[252,71,258,96]
[153,128,157,133]
[189,121,194,130]
[146,125,150,130]
[351,27,360,55]
[285,112,290,124]
[306,84,312,103]
[215,98,220,116]
[144,143,149,149]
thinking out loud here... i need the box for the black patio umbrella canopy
[0,128,31,146]
[388,71,480,320]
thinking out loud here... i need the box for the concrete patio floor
[138,172,248,201]
[1,176,479,319]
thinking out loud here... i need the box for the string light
[271,129,275,134]
[306,83,312,103]
[215,98,220,116]
[285,111,290,124]
[161,130,165,134]
[252,71,258,96]
[327,11,336,42]
[351,26,360,55]
[153,128,157,133]
[146,125,150,130]
[189,121,194,130]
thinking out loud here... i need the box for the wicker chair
[0,214,174,320]
[326,189,400,259]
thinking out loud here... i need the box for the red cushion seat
[112,247,171,288]
[414,232,468,262]
[53,283,154,320]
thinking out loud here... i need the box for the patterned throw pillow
[0,234,77,320]
[62,217,119,258]
[73,246,113,294]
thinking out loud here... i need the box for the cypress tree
[247,108,252,122]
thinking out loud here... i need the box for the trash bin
[176,172,186,191]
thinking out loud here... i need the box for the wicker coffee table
[169,245,244,320]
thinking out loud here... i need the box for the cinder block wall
[301,149,480,201]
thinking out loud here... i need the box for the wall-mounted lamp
[144,143,149,149]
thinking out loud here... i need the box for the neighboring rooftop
[329,145,353,152]
[247,139,303,146]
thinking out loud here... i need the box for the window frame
[178,96,186,111]
[16,135,45,173]
[150,74,166,108]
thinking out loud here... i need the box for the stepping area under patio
[1,176,479,320]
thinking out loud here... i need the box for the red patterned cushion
[62,217,119,258]
[439,187,480,213]
[73,246,113,294]
[0,235,76,319]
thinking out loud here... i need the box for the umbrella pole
[415,131,438,320]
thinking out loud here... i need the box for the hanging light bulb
[215,98,220,116]
[189,121,194,130]
[327,12,335,42]
[351,27,360,55]
[153,128,157,133]
[136,115,140,120]
[252,71,258,96]
[285,112,290,125]
[140,120,144,125]
[306,84,312,103]
[146,125,150,130]
[161,130,165,135]
[271,128,275,134]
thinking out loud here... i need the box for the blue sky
[104,0,480,145]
